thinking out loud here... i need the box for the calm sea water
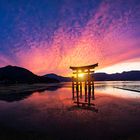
[0,81,140,139]
[95,81,140,98]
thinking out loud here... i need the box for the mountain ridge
[0,65,59,84]
[43,73,71,82]
[93,70,140,81]
[44,71,140,81]
[0,65,140,83]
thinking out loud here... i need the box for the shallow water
[0,81,140,139]
[95,81,140,98]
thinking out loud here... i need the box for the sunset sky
[0,0,140,76]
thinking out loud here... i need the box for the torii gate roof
[70,63,98,71]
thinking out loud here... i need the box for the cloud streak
[0,0,140,75]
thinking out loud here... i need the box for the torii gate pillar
[70,63,98,107]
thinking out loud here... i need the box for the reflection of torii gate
[70,63,98,107]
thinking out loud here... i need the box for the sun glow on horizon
[97,61,140,74]
[0,0,140,76]
[78,73,85,78]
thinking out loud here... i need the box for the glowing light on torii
[70,63,98,107]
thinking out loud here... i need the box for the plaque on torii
[70,63,98,107]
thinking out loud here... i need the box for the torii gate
[70,63,98,107]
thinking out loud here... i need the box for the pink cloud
[1,0,140,76]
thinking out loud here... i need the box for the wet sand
[0,82,140,140]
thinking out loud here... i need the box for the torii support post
[80,82,82,98]
[72,76,74,100]
[87,69,92,106]
[85,80,87,102]
[70,63,98,107]
[76,70,79,106]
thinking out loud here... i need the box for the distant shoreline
[114,86,140,93]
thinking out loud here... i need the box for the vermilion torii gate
[70,63,98,107]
